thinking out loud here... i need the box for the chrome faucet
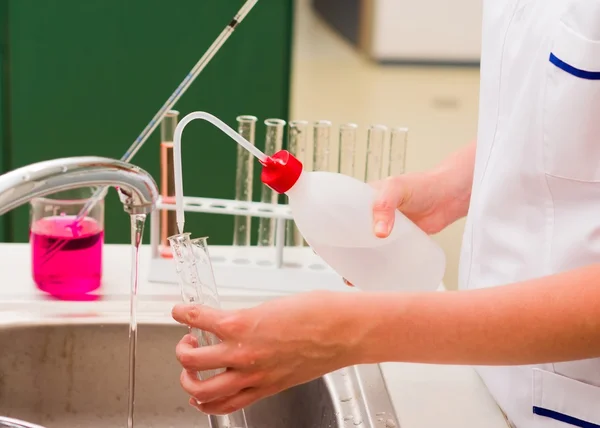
[0,157,159,428]
[0,417,46,428]
[0,156,158,215]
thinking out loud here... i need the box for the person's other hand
[172,291,360,415]
[371,172,451,238]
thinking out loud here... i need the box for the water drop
[385,419,397,428]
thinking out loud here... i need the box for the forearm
[353,263,600,365]
[431,141,476,222]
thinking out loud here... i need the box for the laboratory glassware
[30,187,105,300]
[388,127,408,177]
[258,119,286,246]
[338,123,358,177]
[286,120,309,247]
[233,115,258,246]
[365,124,388,182]
[168,233,248,427]
[173,111,446,293]
[159,110,179,258]
[40,0,260,264]
[313,120,332,172]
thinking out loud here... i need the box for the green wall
[0,0,8,241]
[0,0,293,245]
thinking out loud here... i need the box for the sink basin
[0,320,399,428]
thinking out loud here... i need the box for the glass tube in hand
[365,124,388,182]
[168,233,222,380]
[159,110,180,258]
[338,123,358,177]
[168,233,248,428]
[286,121,309,247]
[388,127,408,177]
[258,119,286,246]
[233,115,257,246]
[313,120,332,172]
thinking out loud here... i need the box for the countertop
[0,243,508,428]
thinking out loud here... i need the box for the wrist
[428,165,472,226]
[343,292,411,365]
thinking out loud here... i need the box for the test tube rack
[147,195,354,297]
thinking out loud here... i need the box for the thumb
[172,303,224,333]
[372,177,404,238]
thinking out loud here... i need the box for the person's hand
[371,172,452,237]
[172,291,361,415]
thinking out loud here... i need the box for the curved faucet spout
[0,157,159,216]
[0,417,46,428]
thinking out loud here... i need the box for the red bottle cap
[261,150,303,194]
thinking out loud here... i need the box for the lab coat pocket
[532,368,600,427]
[543,10,600,182]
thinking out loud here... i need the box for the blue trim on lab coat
[549,53,600,80]
[534,406,600,428]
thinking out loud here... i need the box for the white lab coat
[459,0,600,427]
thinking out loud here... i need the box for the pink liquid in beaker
[31,216,103,300]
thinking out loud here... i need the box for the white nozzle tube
[173,111,269,233]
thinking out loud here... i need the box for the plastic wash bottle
[260,150,446,292]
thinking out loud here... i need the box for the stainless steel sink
[0,320,399,428]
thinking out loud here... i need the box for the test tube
[286,121,309,247]
[365,124,388,182]
[338,123,358,177]
[159,110,179,258]
[388,127,408,177]
[313,120,332,172]
[258,119,286,246]
[233,115,257,246]
[168,233,248,428]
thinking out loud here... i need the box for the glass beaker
[30,187,105,300]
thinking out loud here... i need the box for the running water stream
[127,214,147,428]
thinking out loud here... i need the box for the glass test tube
[233,115,257,246]
[258,119,286,247]
[313,120,332,172]
[159,110,180,258]
[365,124,388,182]
[168,233,248,428]
[388,127,408,177]
[338,123,358,177]
[286,121,309,247]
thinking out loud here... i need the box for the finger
[372,177,403,238]
[189,396,203,411]
[180,368,250,404]
[172,304,224,332]
[178,333,199,349]
[176,339,232,372]
[198,387,267,415]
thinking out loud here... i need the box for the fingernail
[374,221,388,236]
